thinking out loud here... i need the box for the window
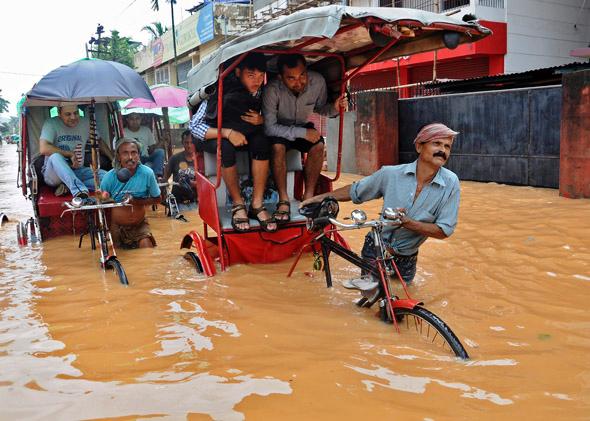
[177,60,193,89]
[155,65,170,85]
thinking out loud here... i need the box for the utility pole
[87,24,109,60]
[170,1,179,86]
[433,1,439,81]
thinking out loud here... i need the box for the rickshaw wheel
[106,258,129,286]
[184,251,204,274]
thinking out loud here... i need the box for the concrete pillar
[326,111,357,174]
[559,70,590,198]
[353,91,398,175]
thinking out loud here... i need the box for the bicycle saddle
[299,197,339,230]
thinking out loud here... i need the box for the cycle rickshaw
[179,5,489,358]
[180,5,490,275]
[17,58,155,284]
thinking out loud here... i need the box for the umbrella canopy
[118,99,190,124]
[125,84,188,109]
[24,58,155,107]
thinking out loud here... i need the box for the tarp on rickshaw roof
[23,58,155,108]
[187,5,491,93]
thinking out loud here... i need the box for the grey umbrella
[24,58,155,106]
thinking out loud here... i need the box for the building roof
[425,62,590,93]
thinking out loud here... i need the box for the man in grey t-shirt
[40,104,109,198]
[301,123,461,297]
[124,113,165,177]
[262,54,347,223]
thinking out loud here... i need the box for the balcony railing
[478,0,504,8]
[380,0,470,12]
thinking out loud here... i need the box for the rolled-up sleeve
[435,180,460,237]
[349,168,386,204]
[189,101,210,142]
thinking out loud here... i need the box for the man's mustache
[125,159,137,165]
[433,151,447,160]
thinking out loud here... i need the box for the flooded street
[1,142,589,420]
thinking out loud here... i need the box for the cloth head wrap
[413,123,459,145]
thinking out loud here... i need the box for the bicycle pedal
[342,276,378,291]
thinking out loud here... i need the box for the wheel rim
[393,307,468,359]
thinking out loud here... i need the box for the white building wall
[504,0,590,73]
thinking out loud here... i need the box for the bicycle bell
[71,196,84,208]
[351,209,367,225]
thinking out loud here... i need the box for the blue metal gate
[398,86,562,188]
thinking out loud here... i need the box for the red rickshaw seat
[37,186,95,217]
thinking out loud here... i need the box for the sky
[0,0,200,118]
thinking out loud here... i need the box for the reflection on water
[346,363,514,405]
[1,143,589,419]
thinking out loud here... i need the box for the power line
[0,70,42,77]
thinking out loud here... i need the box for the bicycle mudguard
[390,299,423,309]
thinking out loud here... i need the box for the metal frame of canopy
[180,5,491,275]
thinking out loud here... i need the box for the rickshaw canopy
[23,58,155,107]
[187,5,491,94]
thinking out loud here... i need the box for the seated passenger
[189,52,277,232]
[99,138,161,249]
[262,54,347,223]
[123,112,165,178]
[40,104,111,198]
[164,130,197,204]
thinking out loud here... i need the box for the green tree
[8,116,19,134]
[142,21,168,39]
[150,0,176,12]
[91,30,141,68]
[0,91,9,114]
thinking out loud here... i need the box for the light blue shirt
[350,160,460,256]
[100,164,160,202]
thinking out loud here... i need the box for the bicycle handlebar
[61,195,132,216]
[326,216,403,231]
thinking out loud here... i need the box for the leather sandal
[273,199,291,224]
[248,205,277,233]
[231,204,250,232]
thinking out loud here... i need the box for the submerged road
[0,142,589,420]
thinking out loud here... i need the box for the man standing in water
[100,138,161,248]
[301,123,460,296]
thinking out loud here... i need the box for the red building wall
[351,20,507,97]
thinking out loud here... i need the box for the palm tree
[149,0,176,12]
[141,21,168,39]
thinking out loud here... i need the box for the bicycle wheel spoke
[393,307,469,359]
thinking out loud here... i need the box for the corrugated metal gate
[398,86,562,188]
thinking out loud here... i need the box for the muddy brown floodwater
[1,142,589,420]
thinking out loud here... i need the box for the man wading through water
[301,123,461,302]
